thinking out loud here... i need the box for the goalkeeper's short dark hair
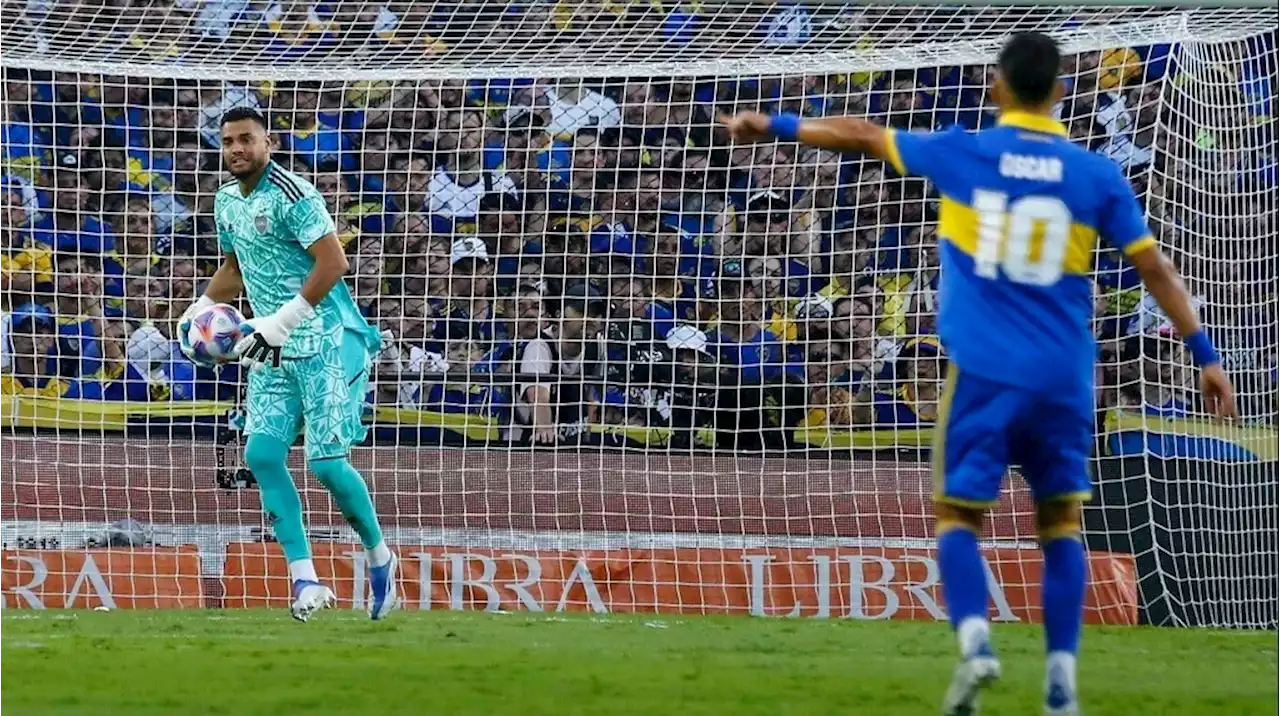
[220,106,268,131]
[997,32,1062,106]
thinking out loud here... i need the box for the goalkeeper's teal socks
[244,434,311,564]
[937,524,991,655]
[245,436,392,594]
[309,456,387,560]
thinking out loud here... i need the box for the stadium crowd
[2,1,1277,449]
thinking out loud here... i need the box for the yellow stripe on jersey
[931,362,957,503]
[882,128,908,176]
[937,195,1097,276]
[1124,234,1157,256]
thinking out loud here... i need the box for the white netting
[1,1,1276,627]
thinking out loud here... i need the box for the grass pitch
[3,610,1275,715]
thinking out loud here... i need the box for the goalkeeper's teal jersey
[215,161,380,359]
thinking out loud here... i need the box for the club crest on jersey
[255,214,270,234]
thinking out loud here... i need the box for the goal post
[0,1,1276,628]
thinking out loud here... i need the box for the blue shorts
[933,363,1093,506]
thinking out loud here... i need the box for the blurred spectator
[2,302,61,396]
[518,282,606,444]
[535,80,622,139]
[707,287,785,385]
[276,80,356,172]
[863,335,945,426]
[428,115,519,235]
[1,181,53,307]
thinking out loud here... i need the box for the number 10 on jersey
[972,188,1072,287]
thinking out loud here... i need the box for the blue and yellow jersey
[64,362,149,402]
[103,250,160,306]
[281,123,355,172]
[885,111,1155,394]
[125,148,175,193]
[1,343,65,397]
[872,386,925,426]
[57,315,104,378]
[102,106,149,150]
[122,31,180,61]
[1,121,51,182]
[340,199,392,237]
[647,278,703,338]
[428,298,508,344]
[262,1,340,55]
[424,380,512,422]
[705,326,784,384]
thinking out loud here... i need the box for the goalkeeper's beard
[228,155,268,181]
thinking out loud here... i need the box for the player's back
[888,113,1154,400]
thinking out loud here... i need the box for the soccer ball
[186,303,245,365]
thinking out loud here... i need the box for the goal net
[1,1,1276,628]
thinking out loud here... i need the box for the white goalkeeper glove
[176,295,216,363]
[234,295,315,370]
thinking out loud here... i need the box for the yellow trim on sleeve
[1122,235,1157,257]
[882,128,908,176]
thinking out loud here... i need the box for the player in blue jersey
[722,33,1236,715]
[176,107,398,622]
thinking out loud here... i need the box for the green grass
[2,610,1275,715]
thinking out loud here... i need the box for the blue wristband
[1184,330,1220,367]
[769,113,801,142]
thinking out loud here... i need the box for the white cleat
[1044,651,1079,715]
[942,653,1002,716]
[290,580,336,622]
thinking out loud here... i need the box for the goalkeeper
[178,107,397,622]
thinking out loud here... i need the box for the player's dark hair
[997,32,1061,106]
[219,106,268,131]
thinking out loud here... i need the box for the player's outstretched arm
[718,112,897,167]
[1129,246,1238,419]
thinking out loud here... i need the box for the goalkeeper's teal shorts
[243,328,371,461]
